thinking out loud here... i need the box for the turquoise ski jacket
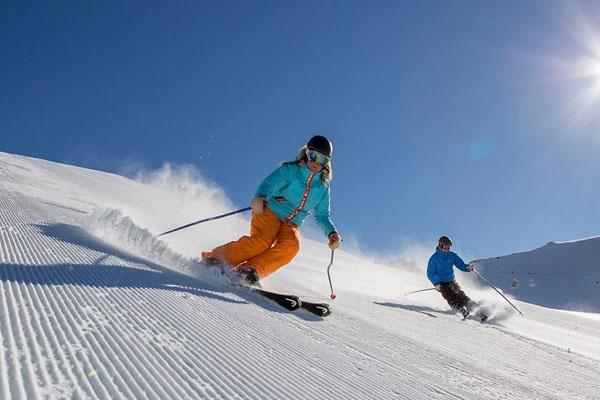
[427,248,469,285]
[255,162,336,237]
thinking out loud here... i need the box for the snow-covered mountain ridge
[475,237,600,312]
[1,151,599,399]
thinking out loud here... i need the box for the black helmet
[307,135,333,158]
[438,236,452,247]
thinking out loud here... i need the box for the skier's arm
[314,187,337,237]
[453,253,470,272]
[427,257,437,284]
[255,164,291,198]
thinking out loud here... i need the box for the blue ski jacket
[427,248,470,285]
[255,162,336,237]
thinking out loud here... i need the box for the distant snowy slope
[475,238,600,312]
[1,150,599,400]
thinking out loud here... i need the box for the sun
[556,6,600,130]
[527,5,600,133]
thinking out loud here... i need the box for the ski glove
[466,263,474,272]
[251,196,266,215]
[434,284,442,292]
[328,232,341,250]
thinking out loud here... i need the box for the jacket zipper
[284,172,315,223]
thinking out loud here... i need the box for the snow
[1,150,599,399]
[474,238,600,312]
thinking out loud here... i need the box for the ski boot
[467,300,489,322]
[201,252,222,266]
[235,266,260,286]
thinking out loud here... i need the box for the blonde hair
[285,146,332,185]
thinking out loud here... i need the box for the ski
[464,314,489,323]
[459,301,489,323]
[300,301,331,317]
[461,313,488,323]
[248,287,301,311]
[247,287,332,317]
[460,308,488,323]
[199,260,331,316]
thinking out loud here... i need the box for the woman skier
[427,236,477,318]
[202,135,341,285]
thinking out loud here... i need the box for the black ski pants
[438,281,471,310]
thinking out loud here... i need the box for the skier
[427,236,476,318]
[201,135,341,285]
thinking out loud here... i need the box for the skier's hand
[466,263,474,272]
[251,197,266,215]
[434,284,442,292]
[328,232,341,250]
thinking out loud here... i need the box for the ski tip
[301,303,332,317]
[286,299,302,311]
[318,306,332,317]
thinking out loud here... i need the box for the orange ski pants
[206,208,300,278]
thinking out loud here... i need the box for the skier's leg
[450,283,487,320]
[449,281,472,310]
[202,208,281,267]
[440,281,470,310]
[243,222,300,278]
[439,282,460,309]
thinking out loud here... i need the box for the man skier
[427,236,479,319]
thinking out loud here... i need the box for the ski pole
[403,288,436,296]
[472,269,524,316]
[326,249,336,299]
[158,207,252,237]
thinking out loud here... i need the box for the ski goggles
[439,243,451,250]
[306,148,330,166]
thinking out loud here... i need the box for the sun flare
[556,7,600,130]
[529,5,600,133]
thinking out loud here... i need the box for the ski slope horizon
[1,150,599,399]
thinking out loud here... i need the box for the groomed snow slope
[1,151,599,399]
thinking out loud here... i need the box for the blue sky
[2,1,600,259]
